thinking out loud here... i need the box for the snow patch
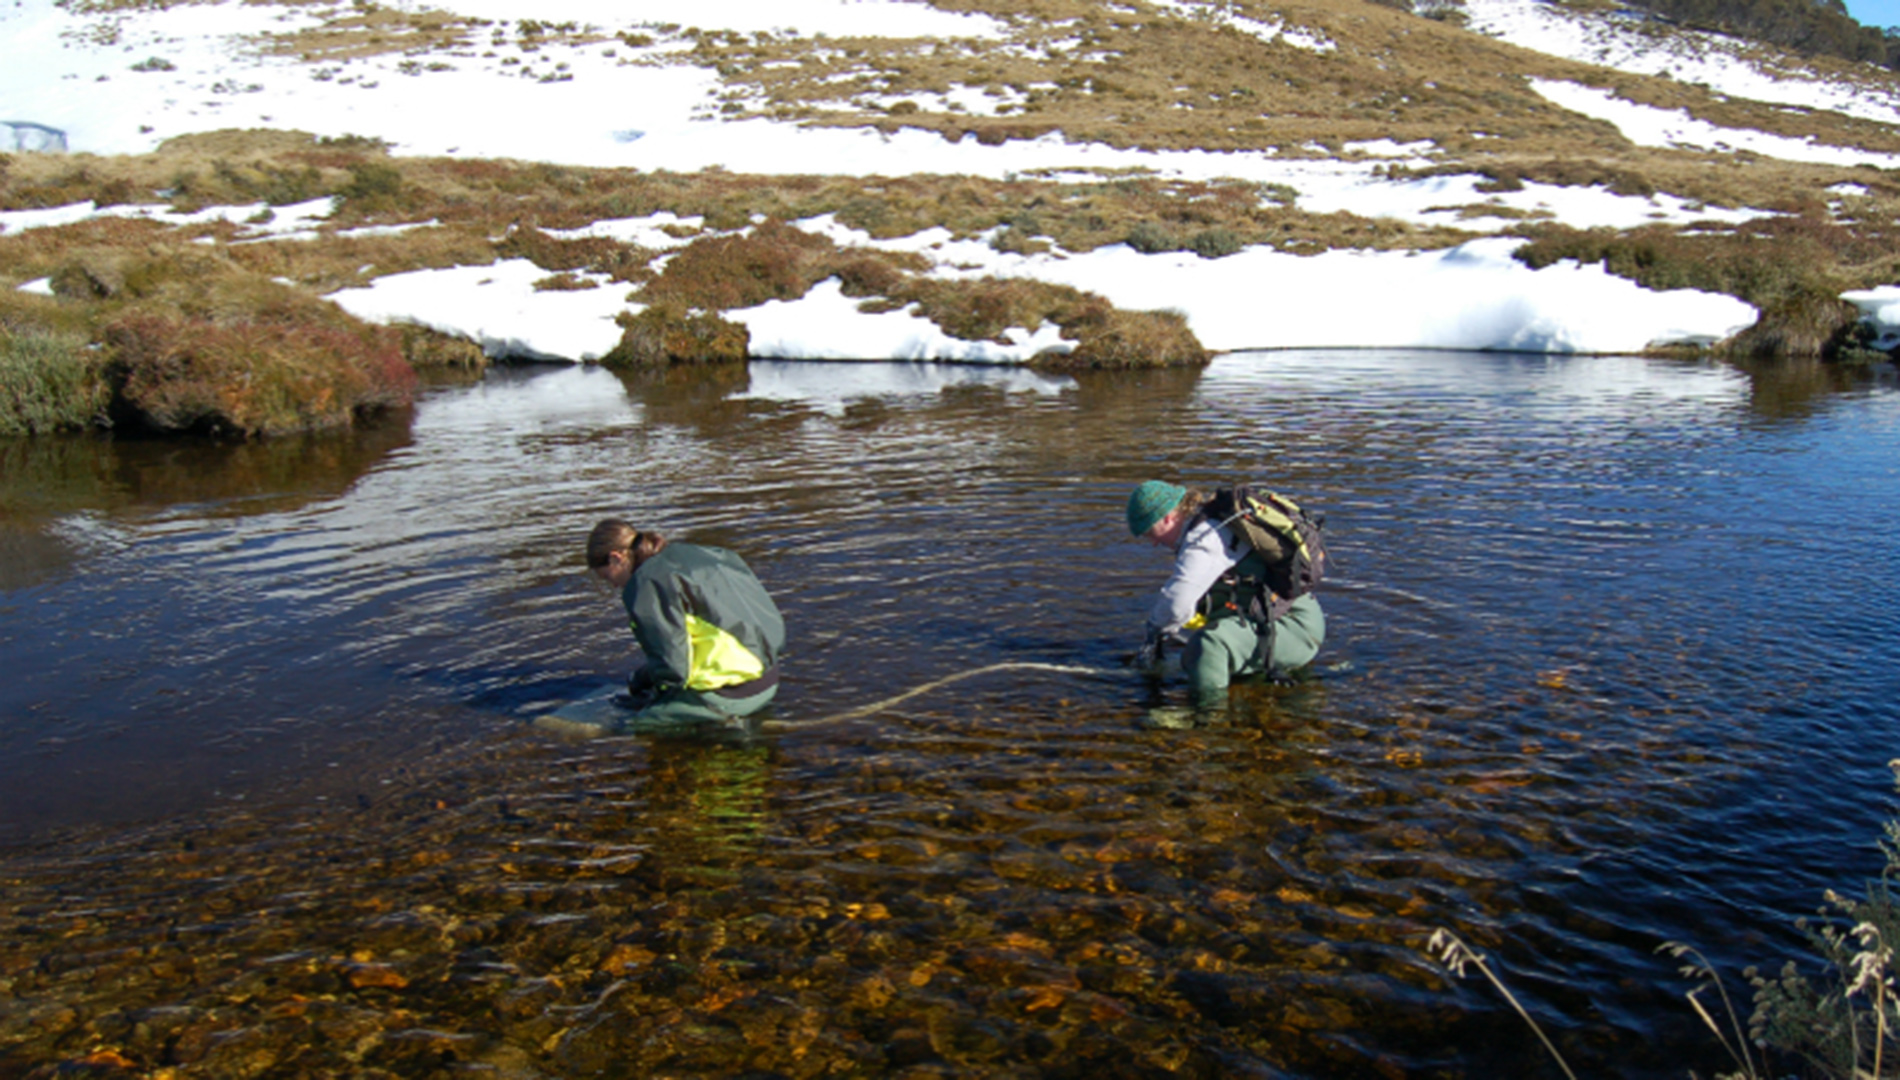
[1532,78,1900,169]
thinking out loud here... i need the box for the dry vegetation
[0,221,418,436]
[4,0,1900,434]
[675,0,1900,163]
[0,128,1487,430]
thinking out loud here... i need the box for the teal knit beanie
[1126,480,1186,537]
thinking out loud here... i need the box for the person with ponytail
[1124,480,1325,710]
[579,519,785,734]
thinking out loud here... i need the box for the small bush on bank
[1719,288,1864,361]
[49,244,275,313]
[397,324,487,371]
[1046,300,1208,369]
[102,312,412,436]
[990,222,1051,255]
[0,327,108,436]
[602,305,750,366]
[50,250,132,299]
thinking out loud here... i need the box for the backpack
[1202,484,1327,622]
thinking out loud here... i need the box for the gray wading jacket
[622,543,785,695]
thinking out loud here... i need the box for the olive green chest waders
[1179,595,1326,709]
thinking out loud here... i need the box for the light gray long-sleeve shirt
[1147,518,1251,636]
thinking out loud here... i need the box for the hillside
[2,0,1899,431]
[1604,0,1900,69]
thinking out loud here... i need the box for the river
[1,350,1896,1077]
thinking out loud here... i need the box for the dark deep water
[0,351,1896,1078]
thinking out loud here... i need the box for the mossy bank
[2,123,1896,437]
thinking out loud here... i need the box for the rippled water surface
[2,352,1896,1078]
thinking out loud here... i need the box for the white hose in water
[760,661,1128,730]
[533,661,1131,740]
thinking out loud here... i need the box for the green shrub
[602,305,750,366]
[1188,227,1244,259]
[1125,221,1180,254]
[102,312,413,436]
[0,328,108,436]
[316,134,391,152]
[339,161,406,212]
[50,245,268,309]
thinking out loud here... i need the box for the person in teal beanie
[579,518,785,735]
[1125,480,1325,708]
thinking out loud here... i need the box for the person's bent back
[584,519,785,735]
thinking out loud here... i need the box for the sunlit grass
[1425,928,1581,1080]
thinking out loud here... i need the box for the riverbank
[4,134,1895,437]
[6,0,1900,436]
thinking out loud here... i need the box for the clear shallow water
[0,352,1896,1077]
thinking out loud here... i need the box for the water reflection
[1736,355,1900,421]
[0,351,1895,1079]
[0,418,416,589]
[744,360,1075,413]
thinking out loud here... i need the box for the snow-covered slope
[1464,0,1900,125]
